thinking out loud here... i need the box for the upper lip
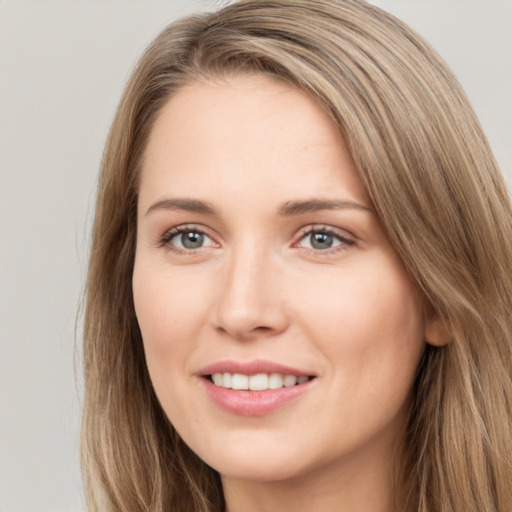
[198,359,315,377]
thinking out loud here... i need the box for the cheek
[289,259,425,448]
[132,261,215,427]
[291,255,425,378]
[132,262,211,367]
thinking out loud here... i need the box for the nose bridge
[213,235,287,338]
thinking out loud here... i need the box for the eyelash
[295,226,355,255]
[157,225,214,255]
[157,224,355,256]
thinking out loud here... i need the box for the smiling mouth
[208,372,315,391]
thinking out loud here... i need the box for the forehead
[139,74,368,210]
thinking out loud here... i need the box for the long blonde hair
[82,1,512,510]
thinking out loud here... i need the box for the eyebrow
[278,199,373,216]
[145,198,218,216]
[145,197,373,217]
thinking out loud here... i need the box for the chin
[189,433,316,483]
[212,457,307,483]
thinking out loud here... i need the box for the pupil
[311,232,333,249]
[182,231,204,249]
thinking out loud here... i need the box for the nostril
[215,324,277,341]
[253,326,273,333]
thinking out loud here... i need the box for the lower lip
[201,378,314,416]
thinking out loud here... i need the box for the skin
[133,74,436,512]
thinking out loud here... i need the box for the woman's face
[133,75,429,485]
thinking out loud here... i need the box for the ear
[424,316,451,347]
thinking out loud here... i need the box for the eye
[173,230,207,249]
[160,226,217,252]
[297,227,354,251]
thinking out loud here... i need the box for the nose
[211,242,290,340]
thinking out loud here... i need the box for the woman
[81,1,512,511]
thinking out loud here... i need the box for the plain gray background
[1,1,510,511]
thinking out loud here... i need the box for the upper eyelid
[162,224,210,237]
[156,223,355,248]
[292,225,357,254]
[295,224,355,240]
[156,226,219,256]
[158,224,215,246]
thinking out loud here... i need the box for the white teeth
[268,373,283,389]
[283,375,297,387]
[223,372,232,389]
[210,372,311,390]
[249,373,268,391]
[212,373,223,386]
[231,373,249,390]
